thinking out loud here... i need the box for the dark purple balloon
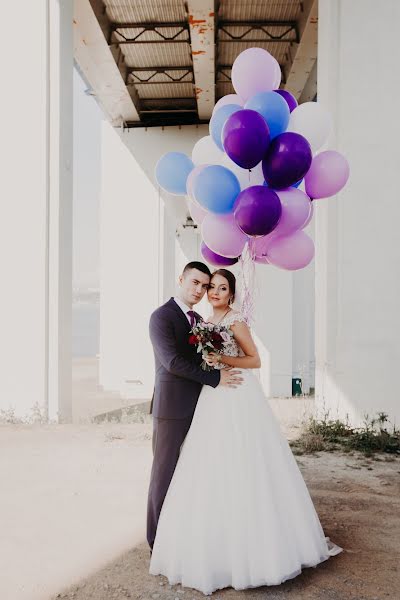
[222,109,270,170]
[273,89,298,113]
[262,132,312,190]
[201,241,240,266]
[234,186,282,237]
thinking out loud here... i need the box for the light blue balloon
[245,91,290,139]
[264,179,303,188]
[292,179,303,188]
[193,165,240,214]
[155,152,194,195]
[209,104,242,150]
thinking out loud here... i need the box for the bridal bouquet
[189,320,233,370]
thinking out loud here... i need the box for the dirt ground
[52,450,400,600]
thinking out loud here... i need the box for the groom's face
[179,268,210,307]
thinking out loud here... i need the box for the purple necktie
[187,310,196,327]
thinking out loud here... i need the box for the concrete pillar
[293,220,315,395]
[0,0,73,421]
[316,0,400,425]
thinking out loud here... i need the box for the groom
[147,261,243,551]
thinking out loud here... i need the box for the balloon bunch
[155,48,350,270]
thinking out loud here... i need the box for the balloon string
[239,239,256,326]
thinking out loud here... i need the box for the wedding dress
[149,312,342,595]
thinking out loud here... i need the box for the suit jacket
[149,298,221,419]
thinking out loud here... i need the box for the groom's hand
[220,368,243,388]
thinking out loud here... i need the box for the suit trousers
[147,415,194,549]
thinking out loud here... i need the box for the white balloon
[212,94,244,114]
[192,135,224,166]
[287,102,333,154]
[186,196,208,226]
[272,60,282,90]
[221,155,264,190]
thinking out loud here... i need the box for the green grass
[290,411,400,457]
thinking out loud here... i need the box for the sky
[73,67,103,289]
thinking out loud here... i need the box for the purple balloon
[262,132,312,190]
[201,242,240,267]
[234,186,282,237]
[305,150,350,199]
[222,109,270,170]
[274,89,298,113]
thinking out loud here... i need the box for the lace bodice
[213,311,247,370]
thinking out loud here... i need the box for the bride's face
[208,274,231,309]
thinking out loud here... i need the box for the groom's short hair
[182,261,212,278]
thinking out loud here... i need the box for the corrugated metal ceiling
[219,0,302,22]
[104,0,187,24]
[95,0,306,125]
[121,42,192,70]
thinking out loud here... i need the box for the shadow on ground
[53,452,400,600]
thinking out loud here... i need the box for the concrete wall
[316,0,400,425]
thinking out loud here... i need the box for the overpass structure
[1,0,399,430]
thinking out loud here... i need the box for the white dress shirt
[173,296,195,324]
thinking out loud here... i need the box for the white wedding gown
[149,312,342,595]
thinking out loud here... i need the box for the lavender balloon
[274,89,298,113]
[222,109,271,170]
[267,231,315,271]
[201,242,239,267]
[234,186,282,237]
[253,232,278,263]
[305,151,350,199]
[302,202,314,229]
[262,132,312,190]
[232,48,281,102]
[274,188,312,236]
[202,213,248,258]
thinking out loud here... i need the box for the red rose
[189,335,198,345]
[212,332,223,342]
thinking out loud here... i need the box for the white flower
[220,330,231,343]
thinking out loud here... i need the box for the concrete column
[293,220,315,395]
[0,0,73,421]
[254,265,293,398]
[316,0,400,424]
[48,0,73,422]
[99,122,159,400]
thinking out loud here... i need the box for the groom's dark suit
[147,298,220,549]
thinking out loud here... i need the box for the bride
[149,268,342,595]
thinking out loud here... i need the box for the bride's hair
[211,269,236,305]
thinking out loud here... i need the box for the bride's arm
[207,321,261,369]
